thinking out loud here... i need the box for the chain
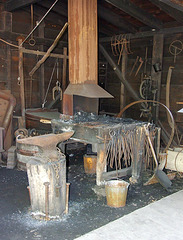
[35,148,64,182]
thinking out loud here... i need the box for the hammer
[135,57,144,76]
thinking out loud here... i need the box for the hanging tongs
[52,80,62,100]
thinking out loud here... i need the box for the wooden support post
[38,22,45,105]
[68,0,98,85]
[96,143,106,186]
[130,126,146,184]
[151,34,164,123]
[62,94,73,116]
[62,47,67,92]
[0,11,12,90]
[120,50,127,113]
[62,47,67,112]
[18,39,25,127]
[0,11,12,32]
[6,45,11,90]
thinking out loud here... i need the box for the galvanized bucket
[105,180,129,208]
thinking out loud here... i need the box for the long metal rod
[65,183,70,215]
[44,182,50,221]
[42,59,58,108]
[20,0,59,47]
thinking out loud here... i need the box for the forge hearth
[64,83,113,114]
[52,113,156,186]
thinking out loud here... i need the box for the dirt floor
[1,144,183,240]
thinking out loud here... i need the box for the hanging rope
[0,38,18,48]
[42,58,58,108]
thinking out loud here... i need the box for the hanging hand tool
[144,125,172,190]
[135,57,144,76]
[169,40,183,63]
[144,47,148,76]
[52,81,62,100]
[129,56,139,76]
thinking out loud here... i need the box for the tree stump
[27,152,66,220]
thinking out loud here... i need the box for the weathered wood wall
[99,33,183,129]
[0,8,68,115]
[0,3,182,139]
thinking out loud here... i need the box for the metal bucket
[105,180,129,208]
[83,154,97,174]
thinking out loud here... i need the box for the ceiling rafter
[38,0,67,17]
[98,5,137,33]
[159,0,183,12]
[100,26,183,42]
[104,0,163,29]
[150,0,183,23]
[5,0,42,12]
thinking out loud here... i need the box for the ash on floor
[0,145,183,240]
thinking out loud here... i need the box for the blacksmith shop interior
[0,1,183,239]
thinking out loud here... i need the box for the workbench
[52,112,153,185]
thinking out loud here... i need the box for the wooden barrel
[16,135,41,171]
[25,108,60,134]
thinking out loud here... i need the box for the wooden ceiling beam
[104,0,163,29]
[23,5,67,25]
[98,20,120,36]
[0,30,67,47]
[5,0,42,12]
[98,5,137,33]
[159,0,183,12]
[100,26,183,42]
[150,0,183,23]
[38,0,67,17]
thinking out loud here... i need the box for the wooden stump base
[27,154,66,219]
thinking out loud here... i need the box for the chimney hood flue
[64,83,113,98]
